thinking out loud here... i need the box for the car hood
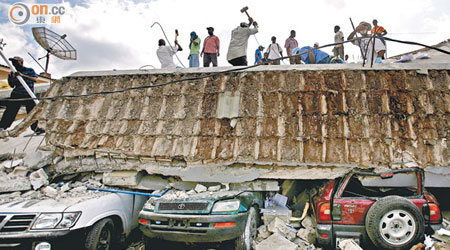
[0,191,107,213]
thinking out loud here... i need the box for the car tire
[85,218,115,250]
[233,206,258,250]
[365,195,425,250]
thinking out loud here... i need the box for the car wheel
[365,196,424,250]
[233,206,258,250]
[85,218,115,250]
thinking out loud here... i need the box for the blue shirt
[8,67,37,96]
[254,48,263,64]
[298,46,329,64]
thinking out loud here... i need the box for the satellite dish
[32,27,77,73]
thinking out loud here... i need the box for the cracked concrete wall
[19,67,450,183]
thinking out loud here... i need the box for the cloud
[0,0,449,78]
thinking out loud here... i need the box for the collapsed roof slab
[11,64,450,185]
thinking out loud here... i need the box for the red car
[313,168,442,250]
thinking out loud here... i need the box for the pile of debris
[0,149,106,204]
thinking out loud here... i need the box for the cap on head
[9,56,23,63]
[206,27,214,31]
[240,22,249,28]
[259,45,265,50]
[334,25,340,30]
[314,42,319,47]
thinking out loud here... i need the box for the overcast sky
[1,0,449,78]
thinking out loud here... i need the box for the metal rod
[0,43,39,104]
[371,26,377,68]
[87,187,171,197]
[151,22,186,68]
[27,52,46,72]
[349,18,366,65]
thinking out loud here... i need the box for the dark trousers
[0,92,38,131]
[203,53,218,67]
[228,56,247,66]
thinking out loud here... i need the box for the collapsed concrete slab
[255,233,298,250]
[11,64,450,185]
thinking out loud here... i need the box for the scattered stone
[10,166,28,176]
[29,169,49,190]
[265,217,298,241]
[60,182,72,192]
[0,175,32,192]
[297,227,316,244]
[2,159,23,169]
[255,225,272,243]
[103,171,143,186]
[338,239,363,250]
[262,205,292,225]
[301,216,314,229]
[23,150,52,170]
[255,233,297,250]
[186,190,196,195]
[87,179,102,187]
[208,185,221,192]
[194,184,207,193]
[71,186,88,193]
[41,186,58,198]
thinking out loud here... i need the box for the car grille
[158,202,209,211]
[0,214,36,233]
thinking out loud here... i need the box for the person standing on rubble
[201,27,220,67]
[156,38,183,69]
[332,25,345,59]
[0,56,44,134]
[188,31,201,68]
[347,21,386,64]
[266,36,283,65]
[227,18,259,66]
[254,45,265,64]
[284,30,298,64]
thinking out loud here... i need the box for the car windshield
[341,172,419,198]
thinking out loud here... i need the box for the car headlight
[56,212,81,229]
[32,212,81,229]
[212,200,240,212]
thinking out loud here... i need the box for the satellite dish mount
[32,27,76,73]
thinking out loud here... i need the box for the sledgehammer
[240,6,261,46]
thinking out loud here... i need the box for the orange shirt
[371,26,386,34]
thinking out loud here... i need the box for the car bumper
[139,210,247,243]
[0,230,83,250]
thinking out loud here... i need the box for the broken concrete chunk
[255,233,297,250]
[29,169,49,190]
[194,184,207,193]
[60,182,72,192]
[301,216,314,229]
[23,150,52,170]
[135,175,170,190]
[208,185,221,192]
[103,171,143,186]
[2,159,23,169]
[267,217,297,241]
[255,225,272,243]
[71,186,88,193]
[41,186,58,198]
[338,239,363,250]
[230,180,279,192]
[297,227,316,244]
[9,166,28,176]
[0,175,31,193]
[262,205,292,225]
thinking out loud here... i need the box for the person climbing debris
[0,56,44,134]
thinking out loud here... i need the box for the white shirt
[266,43,282,59]
[157,45,179,69]
[227,26,258,61]
[352,37,386,64]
